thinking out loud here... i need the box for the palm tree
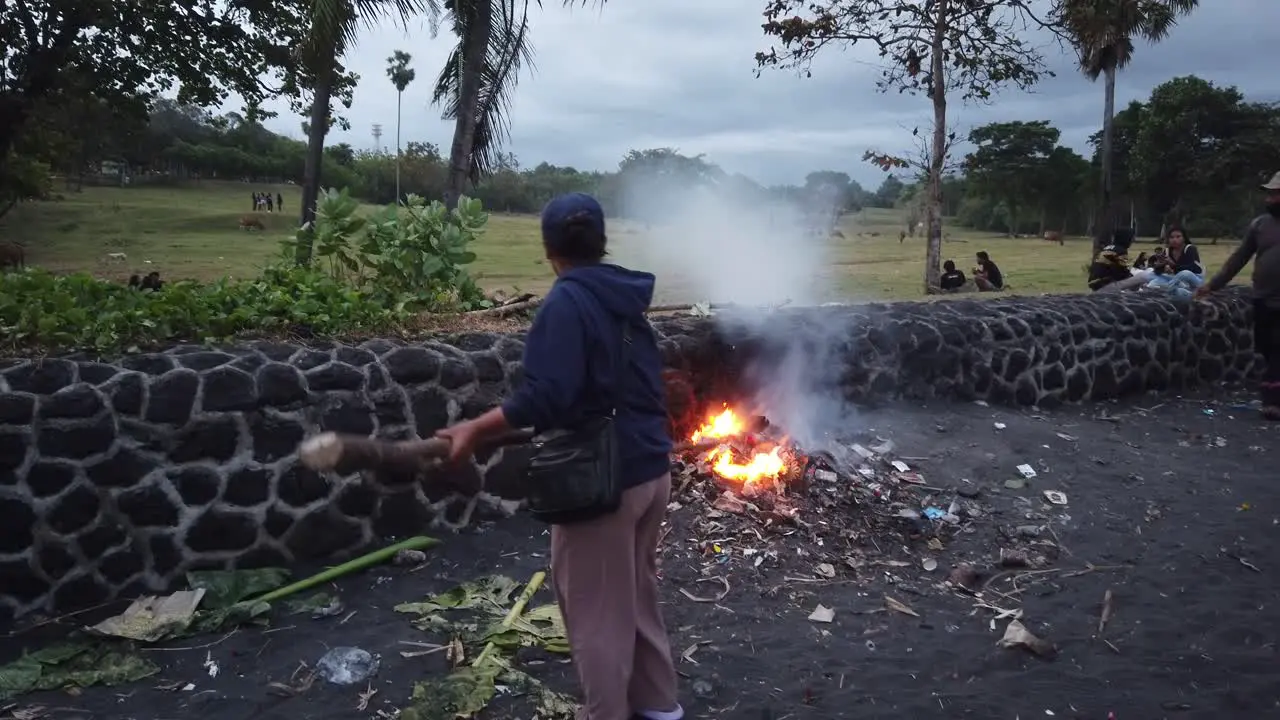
[386,50,417,204]
[436,0,600,209]
[1055,0,1199,254]
[295,0,440,264]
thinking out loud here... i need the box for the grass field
[0,182,1248,303]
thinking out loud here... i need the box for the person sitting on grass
[972,251,1004,291]
[1145,226,1204,298]
[1088,228,1135,292]
[939,260,966,292]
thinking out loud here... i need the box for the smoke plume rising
[609,169,859,451]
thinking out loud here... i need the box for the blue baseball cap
[540,192,606,245]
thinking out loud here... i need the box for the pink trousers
[550,473,680,720]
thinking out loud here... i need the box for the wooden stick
[1098,588,1114,634]
[297,429,535,475]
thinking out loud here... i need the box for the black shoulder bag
[524,321,631,525]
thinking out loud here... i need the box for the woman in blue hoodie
[436,193,683,720]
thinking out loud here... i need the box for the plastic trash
[316,646,380,685]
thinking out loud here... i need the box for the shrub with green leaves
[284,189,491,312]
[0,190,495,356]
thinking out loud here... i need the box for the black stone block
[121,353,176,375]
[47,485,101,535]
[0,430,28,470]
[185,509,259,552]
[107,373,146,416]
[37,414,116,459]
[40,383,104,419]
[336,347,377,366]
[25,460,79,497]
[4,359,77,394]
[77,522,129,560]
[98,547,146,585]
[410,386,452,437]
[176,351,236,371]
[383,346,443,384]
[77,362,121,385]
[201,366,258,411]
[52,572,110,611]
[306,362,365,392]
[0,557,48,604]
[248,411,306,463]
[277,464,331,507]
[117,484,181,529]
[86,446,158,489]
[286,509,364,559]
[223,466,272,507]
[170,466,224,505]
[0,497,36,553]
[145,369,200,425]
[317,394,375,436]
[257,362,308,407]
[170,415,241,463]
[0,392,34,424]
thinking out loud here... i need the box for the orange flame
[690,407,788,487]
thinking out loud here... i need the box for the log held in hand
[298,429,536,477]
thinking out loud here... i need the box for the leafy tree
[963,121,1060,235]
[0,0,302,173]
[386,50,418,204]
[759,0,1053,292]
[1131,76,1280,240]
[872,176,905,209]
[291,0,437,264]
[1054,0,1200,254]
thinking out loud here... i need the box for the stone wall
[0,289,1258,619]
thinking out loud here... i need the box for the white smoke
[608,168,859,450]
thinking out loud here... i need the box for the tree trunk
[444,1,492,209]
[1093,63,1118,257]
[296,57,335,266]
[395,90,402,205]
[923,0,949,293]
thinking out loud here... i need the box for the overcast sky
[247,0,1278,189]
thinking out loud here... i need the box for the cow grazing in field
[0,242,24,271]
[239,215,266,231]
[1044,231,1064,246]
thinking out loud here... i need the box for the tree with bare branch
[757,0,1053,292]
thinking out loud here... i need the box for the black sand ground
[3,389,1278,720]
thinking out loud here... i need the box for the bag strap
[607,320,633,417]
[558,280,634,416]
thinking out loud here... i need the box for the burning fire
[689,407,790,487]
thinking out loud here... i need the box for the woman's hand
[436,421,483,464]
[1194,285,1213,300]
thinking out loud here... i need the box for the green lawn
[0,183,1247,303]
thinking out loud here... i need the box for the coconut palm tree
[295,0,440,264]
[437,0,602,208]
[386,50,417,204]
[1055,0,1199,254]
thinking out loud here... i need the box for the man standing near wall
[1196,172,1280,420]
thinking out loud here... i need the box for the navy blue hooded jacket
[501,263,673,489]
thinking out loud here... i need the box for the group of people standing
[252,191,284,213]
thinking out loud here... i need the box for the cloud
[247,0,1279,189]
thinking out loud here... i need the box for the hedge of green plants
[0,191,493,356]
